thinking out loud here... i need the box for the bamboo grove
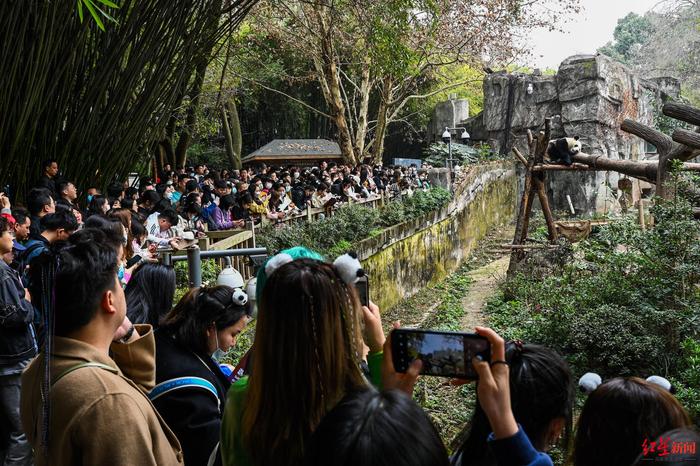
[0,0,257,198]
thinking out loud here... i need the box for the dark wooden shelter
[241,139,343,167]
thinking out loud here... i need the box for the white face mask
[165,191,173,200]
[264,182,273,189]
[211,329,228,362]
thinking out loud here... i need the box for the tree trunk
[227,99,243,168]
[371,76,393,163]
[324,61,357,164]
[174,0,221,169]
[353,57,371,159]
[175,57,208,169]
[221,105,237,170]
[159,138,176,170]
[311,7,357,165]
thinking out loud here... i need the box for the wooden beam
[500,244,560,249]
[663,102,700,127]
[512,147,529,166]
[621,119,673,153]
[533,178,558,242]
[209,230,253,251]
[672,128,700,150]
[572,153,657,182]
[532,163,597,171]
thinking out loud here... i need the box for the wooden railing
[263,192,390,227]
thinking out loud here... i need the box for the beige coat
[21,325,184,465]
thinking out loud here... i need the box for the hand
[472,326,518,440]
[0,193,9,209]
[24,288,31,303]
[113,316,138,343]
[147,243,158,254]
[381,322,422,395]
[361,300,385,353]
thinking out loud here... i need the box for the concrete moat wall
[357,162,517,311]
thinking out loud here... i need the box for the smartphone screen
[355,276,369,307]
[391,328,490,379]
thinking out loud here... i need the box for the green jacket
[220,352,383,466]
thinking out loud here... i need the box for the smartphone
[391,328,491,380]
[355,275,369,307]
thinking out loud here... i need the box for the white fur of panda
[546,136,581,166]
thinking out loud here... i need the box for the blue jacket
[487,426,554,466]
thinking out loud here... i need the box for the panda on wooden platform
[545,136,581,166]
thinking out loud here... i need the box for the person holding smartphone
[307,327,556,466]
[220,251,386,466]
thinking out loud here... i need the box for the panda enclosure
[507,101,700,276]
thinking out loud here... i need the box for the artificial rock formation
[465,54,681,214]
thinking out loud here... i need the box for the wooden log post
[507,119,557,278]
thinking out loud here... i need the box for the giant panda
[546,136,581,166]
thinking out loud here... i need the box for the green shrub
[486,181,700,386]
[671,338,700,420]
[378,201,406,226]
[258,188,451,256]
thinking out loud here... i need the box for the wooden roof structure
[242,139,343,165]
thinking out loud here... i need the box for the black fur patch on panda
[547,138,575,166]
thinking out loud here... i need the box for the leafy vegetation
[423,142,499,168]
[258,187,451,256]
[486,173,700,419]
[598,4,700,105]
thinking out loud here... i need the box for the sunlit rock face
[463,54,680,215]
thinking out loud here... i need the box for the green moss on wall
[361,164,517,311]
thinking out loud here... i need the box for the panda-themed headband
[198,285,249,307]
[578,372,674,394]
[264,250,366,286]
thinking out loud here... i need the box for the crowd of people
[0,159,699,466]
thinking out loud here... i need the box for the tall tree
[600,2,700,105]
[234,0,581,164]
[598,13,655,64]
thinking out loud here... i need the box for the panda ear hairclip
[231,288,248,306]
[264,252,294,277]
[578,372,603,394]
[333,251,365,285]
[578,372,674,394]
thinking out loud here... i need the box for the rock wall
[464,54,681,215]
[357,162,517,311]
[428,98,470,143]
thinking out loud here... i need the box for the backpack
[17,241,47,283]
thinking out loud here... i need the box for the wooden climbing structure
[507,102,700,277]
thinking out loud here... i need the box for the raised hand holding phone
[360,300,385,354]
[472,326,518,440]
[381,321,422,395]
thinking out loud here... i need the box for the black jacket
[0,261,36,365]
[154,329,231,466]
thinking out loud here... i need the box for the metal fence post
[161,252,172,266]
[187,246,202,288]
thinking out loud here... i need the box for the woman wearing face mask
[153,285,252,466]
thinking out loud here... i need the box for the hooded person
[19,231,184,465]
